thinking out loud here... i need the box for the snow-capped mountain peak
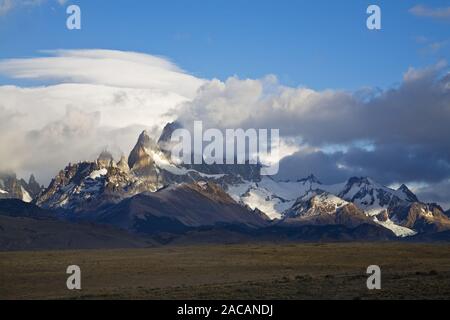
[331,177,416,217]
[286,190,349,218]
[397,184,419,202]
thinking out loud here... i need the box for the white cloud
[0,83,188,129]
[176,75,361,142]
[0,49,204,183]
[409,5,450,21]
[403,60,447,82]
[0,0,13,15]
[177,61,450,151]
[0,49,204,99]
[0,0,64,16]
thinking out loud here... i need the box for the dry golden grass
[1,243,449,300]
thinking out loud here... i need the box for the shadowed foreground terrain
[1,243,449,300]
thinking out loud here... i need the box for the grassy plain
[1,243,449,300]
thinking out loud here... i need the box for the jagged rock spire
[97,150,114,168]
[128,131,157,172]
[158,121,183,145]
[27,174,43,198]
[117,155,130,172]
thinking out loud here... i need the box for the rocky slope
[0,200,154,251]
[91,181,270,235]
[282,190,374,228]
[394,202,450,233]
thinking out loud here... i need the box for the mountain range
[1,122,450,250]
[0,173,42,203]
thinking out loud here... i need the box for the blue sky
[0,0,449,90]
